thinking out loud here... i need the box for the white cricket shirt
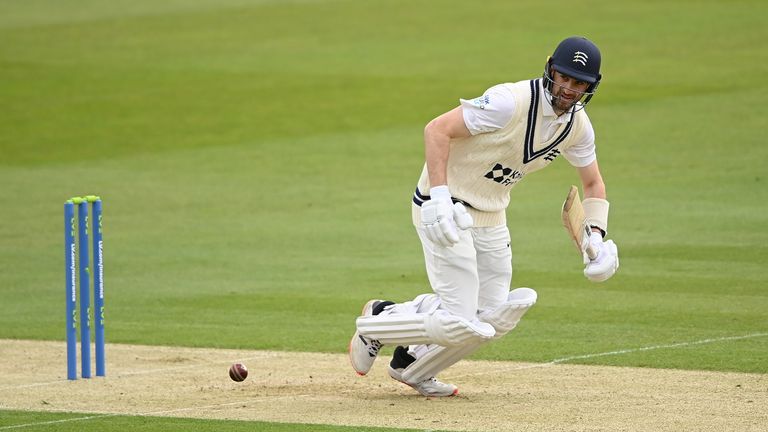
[459,80,596,167]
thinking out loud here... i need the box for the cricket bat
[561,185,598,260]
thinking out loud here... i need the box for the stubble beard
[551,94,576,115]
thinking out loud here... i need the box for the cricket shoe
[387,366,459,397]
[349,299,384,376]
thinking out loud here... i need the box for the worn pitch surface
[1,340,765,431]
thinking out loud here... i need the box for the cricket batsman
[349,36,619,396]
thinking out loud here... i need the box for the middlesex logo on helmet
[572,51,588,66]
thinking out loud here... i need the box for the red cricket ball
[229,363,248,382]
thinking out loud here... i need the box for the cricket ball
[229,363,248,382]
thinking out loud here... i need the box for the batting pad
[399,288,537,383]
[401,342,484,384]
[479,287,537,337]
[356,311,495,347]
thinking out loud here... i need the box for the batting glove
[421,186,473,247]
[583,231,619,282]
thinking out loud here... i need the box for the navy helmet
[543,36,602,107]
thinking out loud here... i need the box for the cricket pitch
[0,339,765,431]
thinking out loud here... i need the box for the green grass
[0,410,428,432]
[1,0,767,429]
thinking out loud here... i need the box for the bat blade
[561,185,597,260]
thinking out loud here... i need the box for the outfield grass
[0,410,426,432]
[1,0,767,429]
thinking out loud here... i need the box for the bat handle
[584,225,599,260]
[586,244,598,260]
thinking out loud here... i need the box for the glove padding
[421,198,473,247]
[583,232,619,282]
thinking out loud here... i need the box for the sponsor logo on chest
[484,163,524,186]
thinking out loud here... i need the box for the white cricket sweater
[412,78,593,227]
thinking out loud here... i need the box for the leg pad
[479,287,537,337]
[357,311,495,347]
[400,342,483,384]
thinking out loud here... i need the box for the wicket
[65,195,105,380]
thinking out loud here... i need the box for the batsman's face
[551,70,590,113]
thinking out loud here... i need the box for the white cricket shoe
[388,366,458,397]
[348,299,384,376]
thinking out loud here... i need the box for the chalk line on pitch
[452,332,768,378]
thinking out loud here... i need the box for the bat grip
[585,244,598,260]
[584,225,598,260]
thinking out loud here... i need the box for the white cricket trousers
[416,224,512,320]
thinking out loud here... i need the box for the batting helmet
[543,36,602,108]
